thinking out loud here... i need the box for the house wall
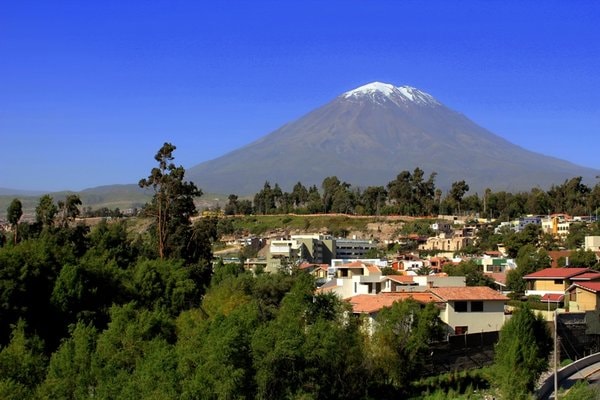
[584,236,600,252]
[569,289,599,312]
[533,280,568,292]
[413,276,466,288]
[441,300,505,334]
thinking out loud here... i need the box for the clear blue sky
[1,1,599,192]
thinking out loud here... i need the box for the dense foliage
[231,173,600,219]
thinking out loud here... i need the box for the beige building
[419,232,473,252]
[430,287,508,335]
[348,286,508,336]
[584,236,600,252]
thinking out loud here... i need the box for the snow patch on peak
[342,82,439,106]
[343,82,396,98]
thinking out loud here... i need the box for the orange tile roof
[341,261,365,268]
[386,275,415,283]
[348,292,442,314]
[366,264,381,273]
[429,286,508,301]
[523,268,591,280]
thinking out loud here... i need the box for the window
[455,326,468,335]
[554,279,563,285]
[454,301,467,312]
[471,301,484,312]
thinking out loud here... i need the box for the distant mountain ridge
[187,82,600,194]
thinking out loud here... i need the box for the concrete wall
[442,301,505,334]
[537,352,600,400]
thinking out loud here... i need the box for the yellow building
[566,282,600,312]
[523,268,595,297]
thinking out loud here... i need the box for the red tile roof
[429,286,509,301]
[485,272,507,286]
[484,251,503,257]
[540,293,564,302]
[523,268,591,280]
[348,292,442,314]
[568,281,600,293]
[298,263,329,270]
[570,272,600,281]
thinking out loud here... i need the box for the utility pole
[554,308,559,400]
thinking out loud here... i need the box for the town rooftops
[523,268,592,280]
[429,286,509,302]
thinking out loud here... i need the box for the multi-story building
[334,238,377,259]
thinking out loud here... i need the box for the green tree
[564,222,588,249]
[139,143,202,259]
[253,182,276,214]
[35,194,58,229]
[360,186,388,215]
[387,170,414,214]
[130,259,199,316]
[507,244,551,293]
[224,194,239,215]
[494,305,551,399]
[0,321,47,397]
[178,302,259,400]
[503,223,542,258]
[251,274,368,399]
[371,300,444,391]
[57,194,82,227]
[321,176,352,214]
[7,199,23,245]
[290,181,309,208]
[51,257,127,331]
[91,304,179,399]
[37,322,98,399]
[448,180,470,215]
[559,249,599,269]
[305,185,323,213]
[443,260,495,287]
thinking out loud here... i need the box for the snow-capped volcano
[187,82,600,194]
[342,81,440,106]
